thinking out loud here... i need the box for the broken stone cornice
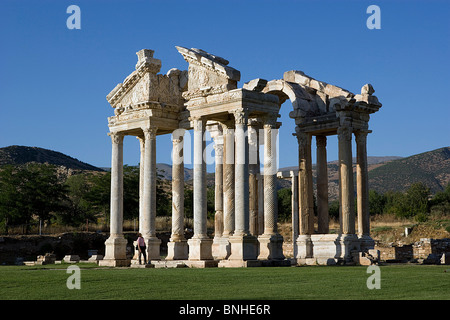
[176,46,240,82]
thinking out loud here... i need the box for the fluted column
[213,122,235,260]
[248,120,260,236]
[131,135,146,264]
[109,132,124,236]
[211,129,226,260]
[316,135,329,234]
[291,171,299,252]
[257,173,264,236]
[138,136,145,234]
[100,132,128,267]
[213,143,224,238]
[142,126,161,260]
[262,115,278,236]
[233,110,250,236]
[258,113,284,261]
[167,129,188,260]
[188,117,213,260]
[356,130,370,237]
[222,122,235,238]
[338,126,355,235]
[295,130,313,261]
[227,109,258,263]
[193,117,207,238]
[297,131,314,235]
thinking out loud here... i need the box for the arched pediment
[262,79,320,118]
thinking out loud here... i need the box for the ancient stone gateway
[99,47,382,267]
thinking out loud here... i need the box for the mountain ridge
[0,145,103,172]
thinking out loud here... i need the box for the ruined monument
[99,46,382,267]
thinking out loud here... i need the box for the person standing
[137,233,147,265]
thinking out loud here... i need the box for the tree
[0,164,68,233]
[62,172,95,226]
[428,183,450,211]
[277,188,291,222]
[84,171,111,222]
[384,183,430,218]
[0,165,26,232]
[328,199,340,220]
[184,188,194,219]
[405,182,430,216]
[368,190,386,215]
[155,169,171,217]
[123,166,139,220]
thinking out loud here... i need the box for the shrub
[414,212,428,223]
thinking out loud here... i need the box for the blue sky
[0,0,449,169]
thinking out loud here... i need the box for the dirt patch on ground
[371,222,450,246]
[278,218,450,246]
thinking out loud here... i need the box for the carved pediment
[106,49,185,112]
[176,46,241,100]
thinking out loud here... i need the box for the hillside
[277,148,449,199]
[0,145,103,172]
[368,146,450,194]
[3,145,447,198]
[156,163,193,181]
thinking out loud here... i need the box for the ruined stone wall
[375,238,450,262]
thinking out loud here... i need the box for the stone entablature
[100,46,382,267]
[176,46,240,101]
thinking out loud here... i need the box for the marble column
[338,126,355,235]
[248,120,260,236]
[218,121,235,259]
[212,135,226,259]
[295,130,313,261]
[356,130,372,246]
[257,173,264,236]
[167,129,188,260]
[228,110,258,262]
[258,113,284,261]
[316,135,329,234]
[213,143,224,238]
[188,117,213,260]
[142,126,161,260]
[131,135,146,264]
[138,136,145,233]
[290,171,299,258]
[100,132,128,267]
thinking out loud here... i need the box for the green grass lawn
[0,264,449,300]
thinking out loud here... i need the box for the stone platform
[129,259,292,268]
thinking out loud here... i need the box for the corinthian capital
[337,126,353,141]
[355,130,370,144]
[189,116,206,131]
[316,135,327,148]
[232,109,248,125]
[142,126,158,140]
[295,131,310,147]
[109,132,124,144]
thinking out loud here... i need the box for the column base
[166,239,188,260]
[188,237,213,261]
[296,233,361,265]
[295,234,313,260]
[145,237,162,261]
[257,233,285,260]
[212,236,231,260]
[359,234,375,251]
[99,236,129,267]
[218,259,262,268]
[228,234,258,261]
